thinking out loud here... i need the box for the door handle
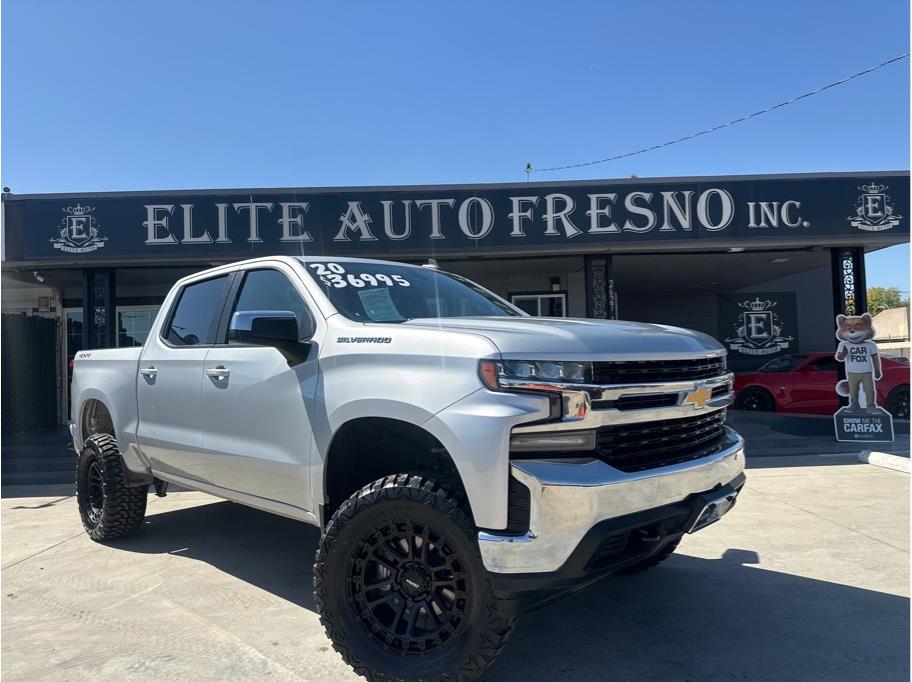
[139,366,158,377]
[205,366,230,380]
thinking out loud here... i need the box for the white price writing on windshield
[309,263,411,289]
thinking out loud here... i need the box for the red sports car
[733,352,910,419]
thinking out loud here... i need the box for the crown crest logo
[63,203,94,217]
[725,295,793,356]
[849,181,902,232]
[49,202,107,254]
[738,297,776,312]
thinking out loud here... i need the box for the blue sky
[2,0,908,288]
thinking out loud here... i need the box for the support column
[584,253,617,319]
[81,269,116,349]
[830,246,868,317]
[830,247,867,408]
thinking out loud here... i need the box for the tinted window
[232,269,311,335]
[165,276,229,346]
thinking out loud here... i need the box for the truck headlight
[478,360,592,390]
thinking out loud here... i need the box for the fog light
[509,429,596,452]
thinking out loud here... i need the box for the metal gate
[1,314,58,434]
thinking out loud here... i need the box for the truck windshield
[302,260,521,323]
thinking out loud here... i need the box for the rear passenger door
[199,265,322,512]
[136,274,232,482]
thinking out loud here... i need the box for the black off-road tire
[314,474,514,681]
[618,537,681,574]
[76,433,147,541]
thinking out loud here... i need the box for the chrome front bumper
[478,427,745,574]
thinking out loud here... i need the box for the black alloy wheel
[85,460,105,525]
[76,433,147,541]
[347,519,469,655]
[734,388,775,412]
[886,386,910,420]
[315,474,514,681]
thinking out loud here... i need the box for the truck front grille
[596,410,728,472]
[591,394,679,411]
[592,357,725,385]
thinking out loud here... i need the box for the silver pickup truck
[70,255,745,681]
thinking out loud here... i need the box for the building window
[117,307,160,348]
[510,292,567,317]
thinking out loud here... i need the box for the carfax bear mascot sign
[833,313,894,442]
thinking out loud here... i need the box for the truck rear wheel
[314,474,514,681]
[76,434,147,541]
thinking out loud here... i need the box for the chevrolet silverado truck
[70,255,745,681]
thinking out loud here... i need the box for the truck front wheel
[76,434,147,541]
[314,474,514,681]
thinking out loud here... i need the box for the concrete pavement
[2,455,909,680]
[726,410,911,458]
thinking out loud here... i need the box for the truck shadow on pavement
[114,499,909,681]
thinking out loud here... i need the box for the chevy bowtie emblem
[682,386,713,408]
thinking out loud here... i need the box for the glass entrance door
[63,309,84,420]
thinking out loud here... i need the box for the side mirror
[230,310,301,346]
[800,364,819,373]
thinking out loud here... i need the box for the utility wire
[528,53,909,175]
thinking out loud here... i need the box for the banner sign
[3,173,908,263]
[718,292,799,372]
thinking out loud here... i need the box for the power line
[528,52,909,176]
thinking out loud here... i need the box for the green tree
[867,287,908,315]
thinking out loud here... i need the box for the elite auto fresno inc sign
[3,173,908,261]
[137,187,768,247]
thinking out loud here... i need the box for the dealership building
[1,170,908,433]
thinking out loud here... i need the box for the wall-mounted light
[550,276,561,291]
[32,271,45,283]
